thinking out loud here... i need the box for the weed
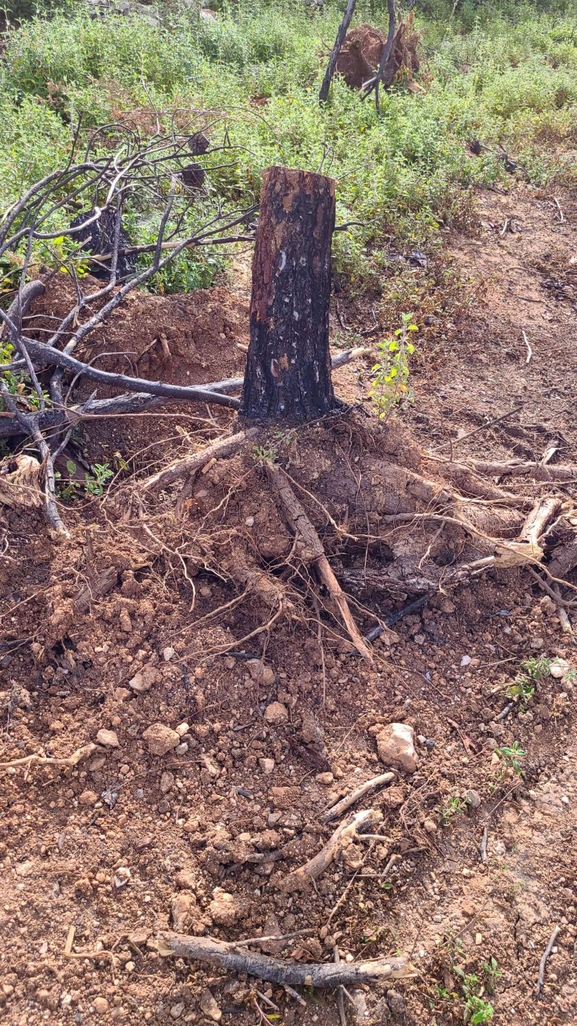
[252,444,278,466]
[440,795,467,826]
[494,741,526,775]
[55,460,113,500]
[369,313,417,419]
[506,655,551,707]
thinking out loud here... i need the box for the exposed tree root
[0,743,97,777]
[279,809,382,893]
[141,427,259,493]
[266,462,373,660]
[158,932,413,986]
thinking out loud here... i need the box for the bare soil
[1,185,577,1026]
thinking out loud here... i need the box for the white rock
[113,867,131,888]
[461,655,472,667]
[163,647,175,661]
[96,728,119,748]
[375,723,418,773]
[209,888,242,927]
[550,658,571,679]
[176,722,190,736]
[259,757,275,774]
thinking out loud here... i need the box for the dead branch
[322,772,395,823]
[0,743,97,774]
[319,0,359,104]
[361,0,396,113]
[141,428,259,493]
[520,496,562,548]
[471,460,577,482]
[535,925,560,999]
[279,809,381,893]
[158,932,412,987]
[266,463,373,661]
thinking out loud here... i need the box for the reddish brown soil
[1,188,577,1026]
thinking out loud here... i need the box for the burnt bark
[240,166,340,425]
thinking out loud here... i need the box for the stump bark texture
[240,166,339,424]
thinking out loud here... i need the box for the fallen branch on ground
[141,427,259,493]
[158,932,413,987]
[322,772,395,824]
[266,463,373,661]
[279,809,381,893]
[0,743,97,775]
[535,925,560,999]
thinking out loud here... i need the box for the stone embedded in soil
[160,771,174,794]
[172,891,194,931]
[199,989,222,1023]
[259,757,275,774]
[248,660,276,686]
[264,701,289,725]
[92,997,109,1015]
[175,870,196,890]
[423,818,437,832]
[170,1003,184,1020]
[96,728,119,748]
[142,722,180,756]
[551,658,571,678]
[209,888,243,927]
[78,789,99,806]
[375,723,418,773]
[315,771,334,785]
[129,664,161,693]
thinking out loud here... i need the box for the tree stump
[240,166,340,424]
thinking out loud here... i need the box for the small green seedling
[369,312,417,419]
[440,795,468,826]
[506,656,550,708]
[494,741,526,775]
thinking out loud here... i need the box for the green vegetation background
[1,0,576,292]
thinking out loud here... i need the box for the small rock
[414,633,425,645]
[315,772,334,785]
[78,789,99,806]
[176,722,190,736]
[199,989,222,1023]
[92,997,109,1015]
[170,1003,185,1020]
[248,660,276,686]
[163,647,175,661]
[113,866,131,888]
[264,702,288,725]
[96,728,119,748]
[259,757,275,774]
[129,665,161,694]
[530,637,544,649]
[423,818,437,833]
[387,990,406,1016]
[172,892,194,931]
[209,888,243,927]
[437,596,456,614]
[175,742,189,755]
[550,658,571,679]
[143,722,180,756]
[461,655,472,667]
[245,516,255,527]
[375,723,418,773]
[465,789,481,809]
[160,771,174,794]
[175,870,196,890]
[114,687,131,702]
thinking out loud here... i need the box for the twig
[522,330,533,364]
[552,583,573,634]
[141,428,259,493]
[551,197,565,224]
[535,925,560,999]
[495,702,514,722]
[279,809,381,893]
[361,0,397,114]
[334,948,347,1026]
[322,772,395,823]
[234,929,315,947]
[158,933,413,987]
[479,826,488,865]
[0,742,97,775]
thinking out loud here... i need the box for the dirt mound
[336,16,421,91]
[27,274,248,463]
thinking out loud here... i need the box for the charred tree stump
[240,166,340,425]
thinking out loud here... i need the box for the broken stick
[266,463,373,661]
[141,427,259,493]
[0,743,97,774]
[322,772,395,823]
[279,808,381,893]
[158,932,412,987]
